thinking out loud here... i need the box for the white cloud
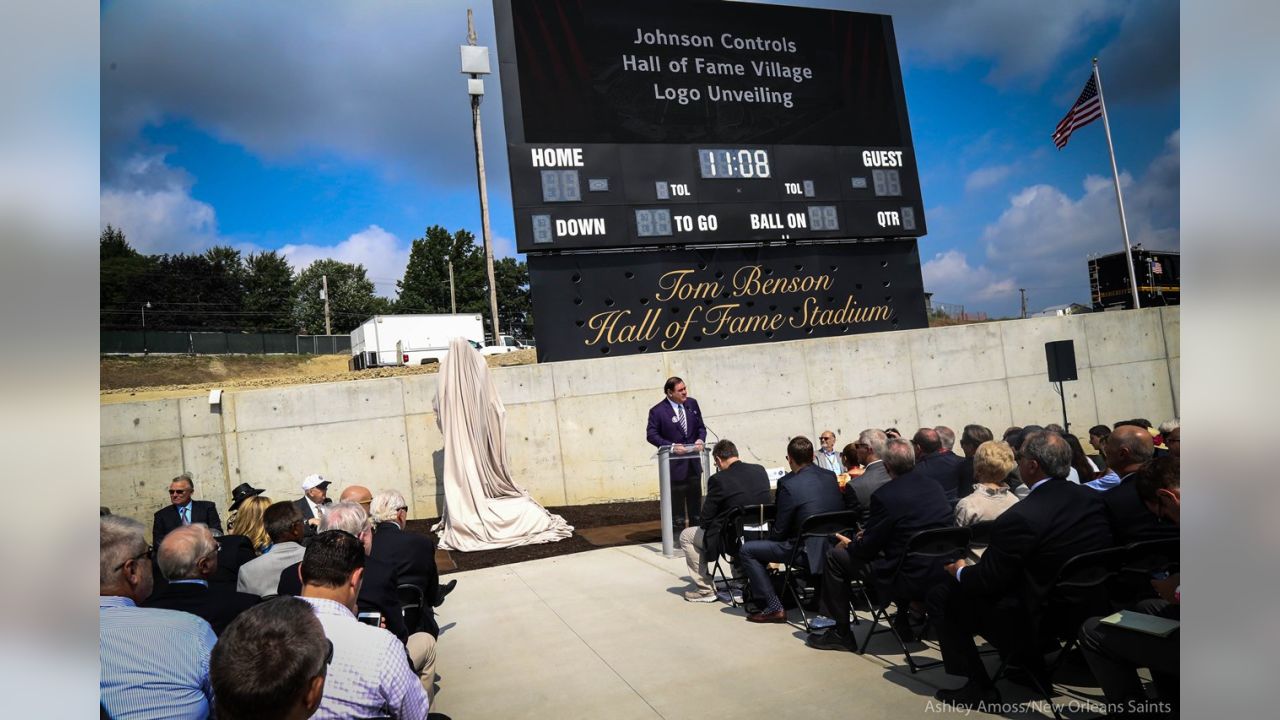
[280,225,410,298]
[100,152,221,254]
[927,130,1179,316]
[964,164,1014,193]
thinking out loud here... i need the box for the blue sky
[101,0,1178,317]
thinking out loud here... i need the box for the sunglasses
[169,489,191,495]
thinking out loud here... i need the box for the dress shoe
[806,629,857,652]
[433,579,457,608]
[934,681,1000,709]
[746,609,787,623]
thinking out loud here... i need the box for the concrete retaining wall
[101,307,1179,538]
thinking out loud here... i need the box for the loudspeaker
[1045,340,1078,382]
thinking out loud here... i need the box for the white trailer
[350,314,485,368]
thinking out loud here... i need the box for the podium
[654,444,712,558]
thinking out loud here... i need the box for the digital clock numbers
[697,148,771,179]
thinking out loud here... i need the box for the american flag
[1052,74,1103,149]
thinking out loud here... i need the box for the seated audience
[815,430,843,474]
[844,429,892,525]
[370,488,455,631]
[953,441,1018,563]
[678,439,772,602]
[956,424,994,500]
[101,515,217,720]
[298,530,430,719]
[233,495,273,555]
[154,472,223,548]
[281,502,436,703]
[225,483,265,533]
[928,430,1113,707]
[1079,456,1180,715]
[1087,424,1111,470]
[807,438,953,652]
[210,596,330,720]
[339,484,375,514]
[738,436,843,623]
[144,523,259,635]
[295,474,333,539]
[1063,432,1097,484]
[237,501,307,597]
[911,427,962,502]
[1101,425,1178,543]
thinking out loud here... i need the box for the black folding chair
[856,526,971,673]
[397,583,425,634]
[1121,537,1179,577]
[990,546,1127,719]
[778,510,861,631]
[710,503,775,607]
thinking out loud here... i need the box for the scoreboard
[493,0,927,253]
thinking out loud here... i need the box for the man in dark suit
[369,488,453,637]
[143,524,259,636]
[646,376,708,533]
[293,474,332,540]
[153,473,223,548]
[929,430,1114,707]
[956,424,994,500]
[678,439,773,602]
[911,428,963,503]
[738,436,843,623]
[1101,424,1177,543]
[808,437,953,651]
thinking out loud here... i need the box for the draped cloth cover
[431,338,573,551]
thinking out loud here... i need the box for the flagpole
[1092,57,1141,310]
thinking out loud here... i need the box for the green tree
[494,256,533,339]
[100,226,159,329]
[395,225,487,315]
[292,259,380,335]
[243,251,296,331]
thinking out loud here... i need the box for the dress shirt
[178,501,192,524]
[100,596,216,720]
[169,578,208,588]
[1086,469,1123,491]
[299,596,429,720]
[307,496,328,518]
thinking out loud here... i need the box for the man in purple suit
[646,376,708,534]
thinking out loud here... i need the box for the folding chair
[779,510,862,632]
[1121,537,1179,577]
[716,503,775,609]
[856,526,971,673]
[989,546,1127,720]
[397,583,425,634]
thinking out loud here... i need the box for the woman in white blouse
[954,440,1019,563]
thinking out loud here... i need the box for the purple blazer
[646,397,707,481]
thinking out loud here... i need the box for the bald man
[1100,425,1177,543]
[911,427,963,502]
[143,524,260,635]
[340,485,373,511]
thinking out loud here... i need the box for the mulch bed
[405,500,663,574]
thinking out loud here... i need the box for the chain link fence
[101,331,351,355]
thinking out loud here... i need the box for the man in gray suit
[236,501,307,597]
[846,429,892,525]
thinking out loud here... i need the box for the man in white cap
[293,474,332,539]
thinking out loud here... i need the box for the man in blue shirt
[100,515,216,720]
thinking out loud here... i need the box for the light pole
[444,255,457,314]
[461,9,501,341]
[141,301,151,355]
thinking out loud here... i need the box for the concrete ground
[429,543,1112,719]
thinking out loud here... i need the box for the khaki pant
[679,526,714,592]
[406,632,437,705]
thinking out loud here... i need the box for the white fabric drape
[430,338,573,551]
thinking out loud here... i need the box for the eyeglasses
[168,489,191,495]
[820,436,835,442]
[324,638,334,665]
[113,545,152,571]
[397,506,409,512]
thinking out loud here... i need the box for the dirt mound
[101,349,538,403]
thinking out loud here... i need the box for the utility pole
[462,9,501,341]
[321,274,332,336]
[444,255,457,314]
[1019,288,1027,319]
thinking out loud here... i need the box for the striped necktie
[180,506,189,525]
[677,405,687,434]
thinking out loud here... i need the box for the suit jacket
[957,456,976,500]
[914,452,963,502]
[959,478,1114,601]
[277,555,409,643]
[846,461,892,526]
[236,541,306,597]
[1103,473,1180,544]
[645,397,707,482]
[696,460,773,562]
[852,469,954,597]
[211,534,255,586]
[142,580,260,636]
[370,522,441,637]
[771,464,844,574]
[293,496,332,539]
[153,500,223,547]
